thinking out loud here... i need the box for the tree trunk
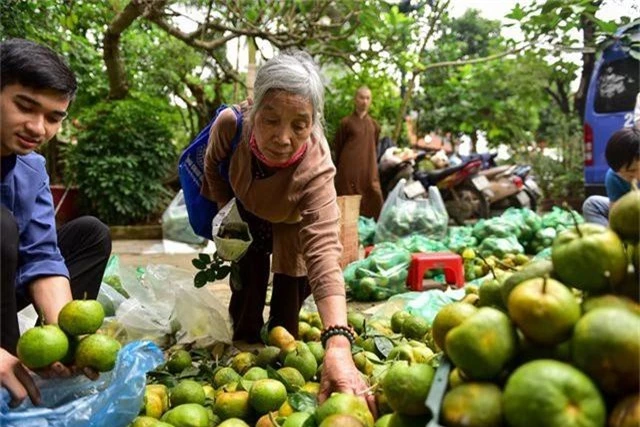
[470,130,478,154]
[247,38,256,100]
[574,2,601,123]
[104,1,146,100]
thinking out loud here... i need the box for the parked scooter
[513,164,542,211]
[479,164,533,211]
[463,152,541,212]
[413,154,491,224]
[378,146,418,199]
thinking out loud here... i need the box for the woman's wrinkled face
[253,90,313,164]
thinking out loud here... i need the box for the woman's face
[253,90,313,164]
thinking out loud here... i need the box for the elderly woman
[201,51,373,408]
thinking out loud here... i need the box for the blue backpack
[178,104,243,240]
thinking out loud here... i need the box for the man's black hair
[605,127,640,171]
[0,38,77,99]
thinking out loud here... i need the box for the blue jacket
[605,168,631,202]
[1,153,69,293]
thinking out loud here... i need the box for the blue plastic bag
[178,104,243,240]
[0,341,163,427]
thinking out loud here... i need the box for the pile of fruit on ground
[131,191,639,426]
[348,207,587,302]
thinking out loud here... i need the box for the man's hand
[35,362,99,382]
[0,348,40,407]
[28,276,72,325]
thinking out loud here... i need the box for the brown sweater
[201,107,345,301]
[334,112,383,219]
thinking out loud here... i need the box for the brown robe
[334,112,383,219]
[201,107,345,302]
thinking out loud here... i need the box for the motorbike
[479,164,532,211]
[378,147,417,199]
[463,152,541,212]
[513,164,542,211]
[413,154,491,224]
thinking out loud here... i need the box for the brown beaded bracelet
[320,325,356,348]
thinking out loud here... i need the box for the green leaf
[192,259,208,270]
[374,336,394,358]
[289,391,318,413]
[194,271,208,288]
[198,253,212,263]
[506,4,525,21]
[206,269,217,282]
[216,265,231,280]
[267,366,294,392]
[594,18,619,34]
[541,0,562,14]
[239,379,254,392]
[177,366,200,378]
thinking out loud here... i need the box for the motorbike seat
[479,165,512,178]
[416,161,467,186]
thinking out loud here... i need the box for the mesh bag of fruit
[374,180,448,243]
[358,216,377,247]
[541,206,584,231]
[344,244,412,301]
[478,235,525,258]
[446,226,478,253]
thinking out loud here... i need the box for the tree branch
[104,1,146,99]
[414,42,531,74]
[144,12,240,51]
[392,0,450,142]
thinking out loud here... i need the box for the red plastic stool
[406,252,465,291]
[364,245,375,258]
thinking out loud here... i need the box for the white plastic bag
[212,198,253,261]
[375,179,449,243]
[161,190,207,245]
[96,282,127,318]
[112,264,233,347]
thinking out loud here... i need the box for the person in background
[201,51,375,411]
[0,39,111,407]
[334,86,384,219]
[582,127,640,226]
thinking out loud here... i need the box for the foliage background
[1,0,636,223]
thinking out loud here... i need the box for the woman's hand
[0,348,40,407]
[318,337,377,417]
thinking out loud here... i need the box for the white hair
[251,50,325,139]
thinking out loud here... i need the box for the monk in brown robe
[334,86,384,219]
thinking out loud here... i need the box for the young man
[0,39,111,407]
[334,86,384,219]
[582,127,640,226]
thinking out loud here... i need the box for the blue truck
[583,21,639,196]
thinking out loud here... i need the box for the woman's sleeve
[298,162,346,301]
